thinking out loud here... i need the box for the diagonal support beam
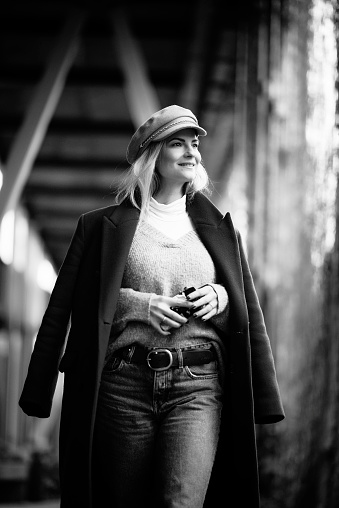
[112,9,160,128]
[179,0,212,110]
[0,10,85,220]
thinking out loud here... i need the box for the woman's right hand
[149,294,194,335]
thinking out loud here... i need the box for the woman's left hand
[185,285,219,321]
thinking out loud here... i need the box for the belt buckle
[146,349,173,371]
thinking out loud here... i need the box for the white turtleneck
[145,195,195,240]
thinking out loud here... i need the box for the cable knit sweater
[107,198,229,359]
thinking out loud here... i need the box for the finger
[170,297,194,309]
[165,314,188,327]
[191,292,218,313]
[193,302,217,319]
[201,308,216,321]
[154,316,171,335]
[158,326,172,336]
[185,288,204,301]
[158,314,187,334]
[191,295,212,308]
[152,295,193,316]
[186,285,213,303]
[168,308,190,323]
[151,320,171,335]
[191,286,218,310]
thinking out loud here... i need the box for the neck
[153,185,185,205]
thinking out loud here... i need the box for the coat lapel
[99,201,139,325]
[187,194,248,331]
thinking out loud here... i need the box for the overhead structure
[112,9,161,127]
[0,0,241,270]
[0,11,85,221]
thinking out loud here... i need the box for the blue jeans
[92,344,224,508]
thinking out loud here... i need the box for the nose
[185,146,194,156]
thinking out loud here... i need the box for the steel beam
[179,0,212,110]
[112,9,160,128]
[0,10,85,221]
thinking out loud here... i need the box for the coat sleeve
[237,232,285,424]
[19,215,85,418]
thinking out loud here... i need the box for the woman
[19,105,285,508]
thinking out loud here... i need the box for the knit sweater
[107,218,229,358]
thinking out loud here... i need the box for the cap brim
[155,121,207,141]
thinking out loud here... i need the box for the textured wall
[248,1,339,507]
[207,0,339,506]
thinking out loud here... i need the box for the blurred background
[0,0,338,506]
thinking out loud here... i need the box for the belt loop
[177,348,184,369]
[126,345,135,363]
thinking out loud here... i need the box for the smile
[179,163,195,167]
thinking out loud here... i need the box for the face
[156,128,202,190]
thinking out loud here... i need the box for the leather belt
[115,345,216,372]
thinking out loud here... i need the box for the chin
[182,169,196,181]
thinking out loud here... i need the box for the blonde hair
[115,140,210,218]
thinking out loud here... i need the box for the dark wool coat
[19,193,285,507]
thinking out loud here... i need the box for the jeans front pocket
[185,360,219,379]
[102,355,124,375]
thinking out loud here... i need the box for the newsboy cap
[126,105,207,164]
